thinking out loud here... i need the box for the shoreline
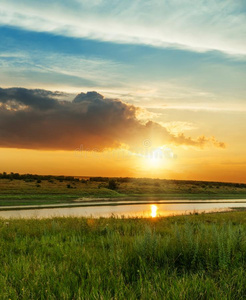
[0,198,246,211]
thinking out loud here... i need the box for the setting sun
[146,148,164,168]
[0,1,246,297]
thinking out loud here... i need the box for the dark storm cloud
[0,87,63,110]
[0,87,225,151]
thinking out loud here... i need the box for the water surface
[0,201,246,219]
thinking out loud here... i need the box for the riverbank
[1,177,246,207]
[1,211,246,299]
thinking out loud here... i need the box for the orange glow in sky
[0,1,245,183]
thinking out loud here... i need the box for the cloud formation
[0,0,246,55]
[0,88,225,151]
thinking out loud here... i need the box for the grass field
[1,211,246,299]
[0,176,246,206]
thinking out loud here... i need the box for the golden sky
[0,1,245,183]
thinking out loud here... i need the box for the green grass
[0,178,246,206]
[0,179,123,206]
[1,211,246,299]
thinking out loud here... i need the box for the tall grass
[1,212,246,299]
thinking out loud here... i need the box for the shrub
[108,179,117,190]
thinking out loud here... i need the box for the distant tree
[67,184,71,189]
[13,173,20,179]
[108,179,117,190]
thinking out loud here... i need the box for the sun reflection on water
[151,204,158,218]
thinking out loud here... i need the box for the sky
[0,0,245,182]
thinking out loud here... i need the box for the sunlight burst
[145,148,165,169]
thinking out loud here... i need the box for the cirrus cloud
[0,0,245,56]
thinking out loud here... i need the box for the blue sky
[1,0,246,54]
[1,25,245,110]
[1,0,245,116]
[0,0,246,181]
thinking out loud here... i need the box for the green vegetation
[1,211,246,299]
[0,172,246,206]
[107,179,118,190]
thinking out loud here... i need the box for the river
[0,200,246,218]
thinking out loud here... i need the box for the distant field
[1,211,246,299]
[0,174,246,206]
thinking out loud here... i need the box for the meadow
[1,211,246,299]
[0,173,246,206]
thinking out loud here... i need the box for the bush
[108,179,117,190]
